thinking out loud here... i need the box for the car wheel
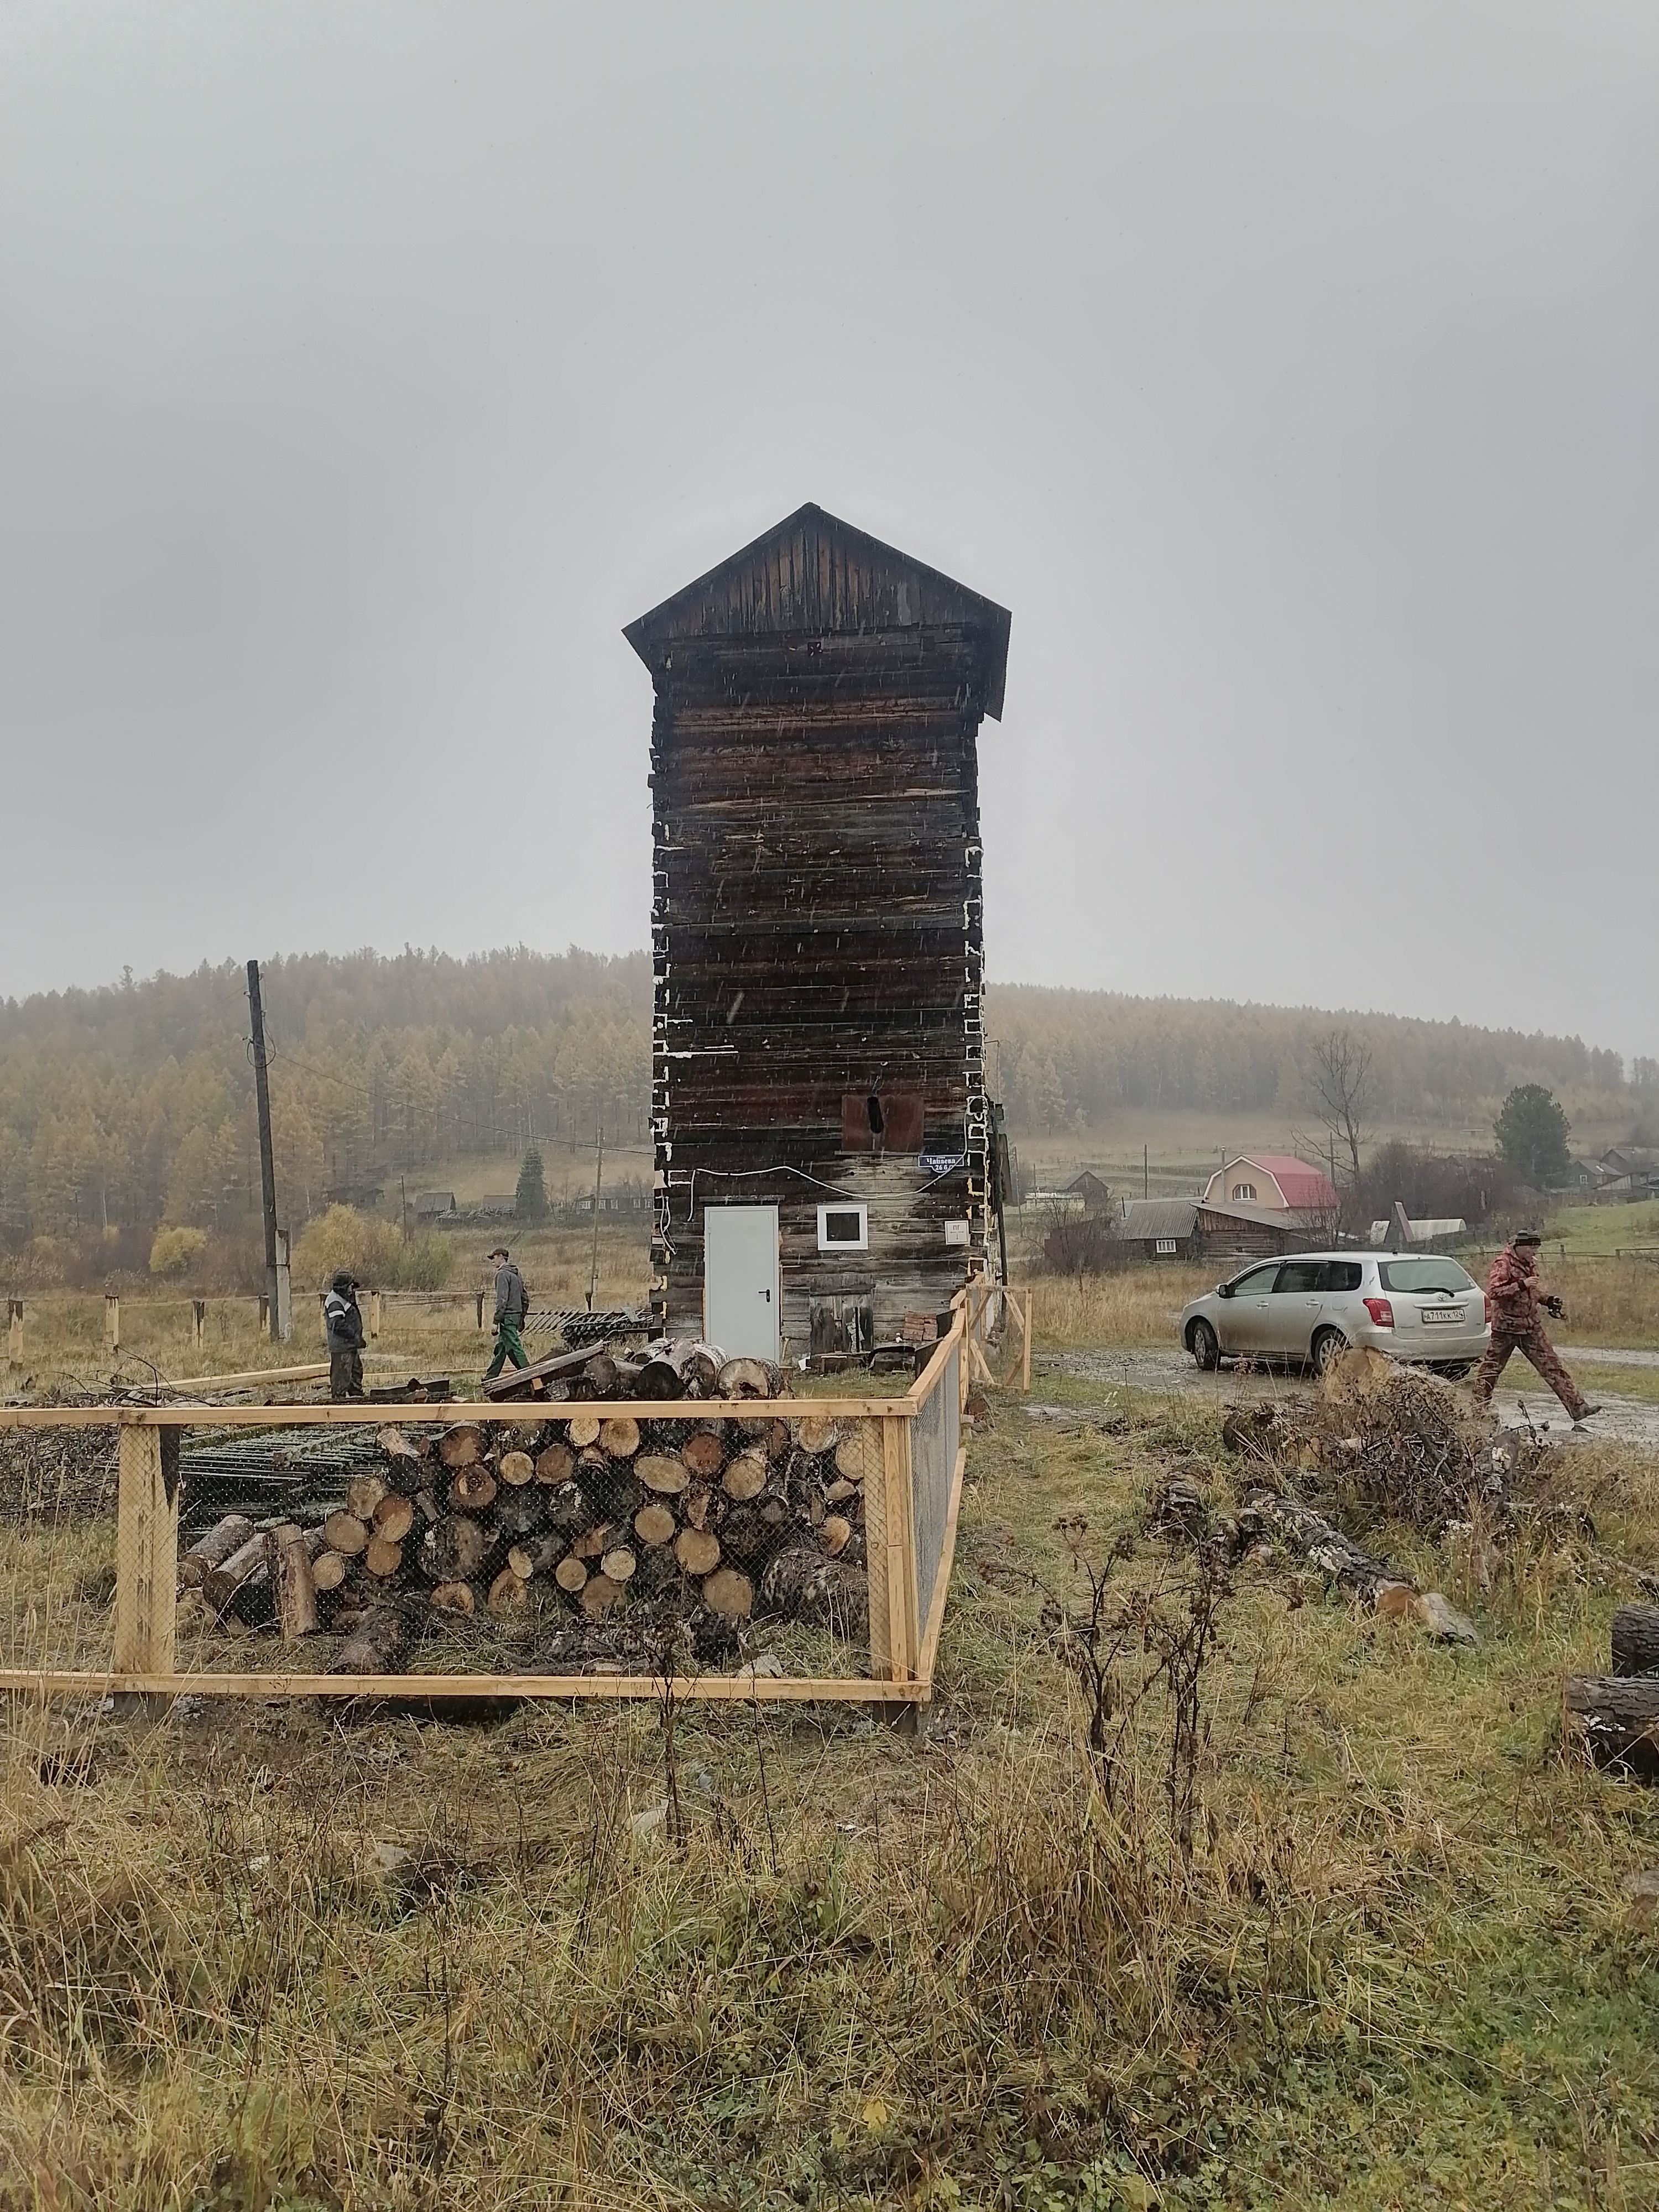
[1311,1326,1348,1379]
[1189,1318,1219,1371]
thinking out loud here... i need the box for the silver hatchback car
[1179,1250,1490,1378]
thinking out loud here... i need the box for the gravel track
[1031,1345,1659,1450]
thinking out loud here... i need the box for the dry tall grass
[1015,1267,1215,1352]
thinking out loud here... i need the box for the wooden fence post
[863,1413,919,1705]
[1022,1288,1032,1392]
[476,1292,486,1332]
[259,1294,270,1337]
[368,1290,382,1340]
[104,1293,120,1353]
[114,1424,179,1684]
[7,1299,20,1365]
[191,1299,206,1353]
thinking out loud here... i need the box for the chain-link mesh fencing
[173,1405,883,1683]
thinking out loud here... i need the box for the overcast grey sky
[2,3,1655,1056]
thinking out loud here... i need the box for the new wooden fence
[0,1311,979,1709]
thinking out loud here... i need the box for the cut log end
[364,1534,404,1579]
[722,1452,768,1502]
[535,1441,576,1485]
[322,1510,369,1558]
[819,1514,852,1559]
[833,1429,879,1486]
[437,1423,485,1469]
[449,1467,499,1514]
[634,1501,677,1549]
[675,1527,721,1578]
[681,1431,727,1479]
[497,1449,536,1488]
[372,1492,416,1543]
[703,1565,754,1620]
[638,1454,690,1496]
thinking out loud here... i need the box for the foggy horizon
[3,5,1655,1057]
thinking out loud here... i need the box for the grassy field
[2,1319,1658,2204]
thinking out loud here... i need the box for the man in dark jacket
[323,1271,366,1400]
[483,1245,530,1379]
[1472,1229,1599,1422]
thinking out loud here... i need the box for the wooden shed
[624,504,1012,1357]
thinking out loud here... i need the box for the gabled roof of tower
[624,502,1011,718]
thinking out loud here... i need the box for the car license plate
[1421,1307,1464,1326]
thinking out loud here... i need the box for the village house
[1199,1152,1340,1233]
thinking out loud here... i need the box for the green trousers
[484,1317,529,1379]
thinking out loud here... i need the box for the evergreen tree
[1493,1084,1572,1187]
[514,1144,550,1222]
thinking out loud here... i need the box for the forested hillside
[991,985,1649,1134]
[0,948,650,1248]
[0,950,1648,1255]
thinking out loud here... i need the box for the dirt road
[1030,1346,1659,1451]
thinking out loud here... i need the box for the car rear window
[1378,1257,1475,1295]
[1276,1260,1362,1292]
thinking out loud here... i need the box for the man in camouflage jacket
[1472,1229,1598,1422]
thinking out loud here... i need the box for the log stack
[179,1387,872,1675]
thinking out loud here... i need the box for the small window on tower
[817,1203,869,1251]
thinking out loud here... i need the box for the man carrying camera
[1472,1228,1599,1423]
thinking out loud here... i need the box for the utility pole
[586,1121,604,1312]
[1144,1142,1149,1202]
[247,960,291,1340]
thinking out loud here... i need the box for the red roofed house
[1201,1154,1340,1229]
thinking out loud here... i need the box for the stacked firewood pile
[178,1348,875,1673]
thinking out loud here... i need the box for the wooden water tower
[625,503,1011,1356]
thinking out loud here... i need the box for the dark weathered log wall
[646,645,987,1340]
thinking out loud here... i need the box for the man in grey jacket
[483,1246,530,1379]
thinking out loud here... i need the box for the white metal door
[704,1205,780,1361]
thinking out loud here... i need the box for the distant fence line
[4,1287,659,1364]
